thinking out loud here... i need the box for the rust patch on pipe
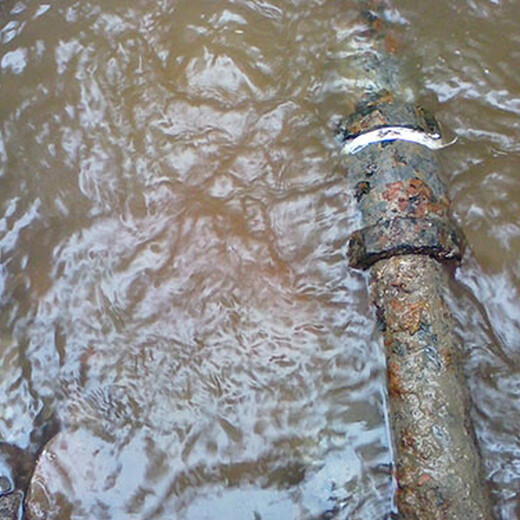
[387,360,405,399]
[338,3,491,517]
[381,179,448,219]
[371,255,493,519]
[340,102,464,270]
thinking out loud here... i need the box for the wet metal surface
[0,0,520,519]
[372,255,492,519]
[340,4,490,516]
[342,119,464,269]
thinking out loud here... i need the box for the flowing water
[0,0,519,518]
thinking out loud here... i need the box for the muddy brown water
[0,0,519,518]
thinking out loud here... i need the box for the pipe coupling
[340,96,464,269]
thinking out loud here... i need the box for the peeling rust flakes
[382,181,404,203]
[381,179,447,219]
[373,17,383,34]
[388,360,405,399]
[370,258,493,518]
[348,109,387,136]
[395,464,416,490]
[383,336,394,350]
[339,7,493,513]
[360,8,383,38]
[402,307,423,336]
[386,299,425,335]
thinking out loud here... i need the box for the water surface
[0,0,519,518]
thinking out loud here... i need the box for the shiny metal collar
[341,126,457,155]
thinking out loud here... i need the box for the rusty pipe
[338,3,494,519]
[372,256,492,519]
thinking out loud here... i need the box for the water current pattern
[0,0,519,518]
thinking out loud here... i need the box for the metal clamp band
[341,126,457,155]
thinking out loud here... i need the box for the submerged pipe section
[373,256,491,519]
[338,2,493,518]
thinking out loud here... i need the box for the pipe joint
[340,98,464,269]
[349,216,463,269]
[339,94,458,155]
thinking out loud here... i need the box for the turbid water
[0,0,519,518]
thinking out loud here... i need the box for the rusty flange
[349,217,462,269]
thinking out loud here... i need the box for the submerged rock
[25,429,115,520]
[0,490,23,520]
[24,427,166,520]
[25,430,114,520]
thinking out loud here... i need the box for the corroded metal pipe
[338,2,494,518]
[373,256,492,518]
